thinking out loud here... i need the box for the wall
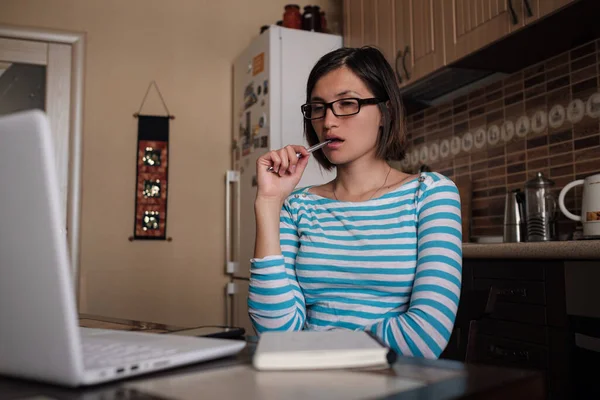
[0,0,341,326]
[400,39,600,241]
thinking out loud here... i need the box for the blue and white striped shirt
[248,172,462,358]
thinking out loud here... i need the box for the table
[0,315,545,400]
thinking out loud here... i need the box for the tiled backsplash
[398,39,600,240]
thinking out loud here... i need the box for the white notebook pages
[253,330,396,371]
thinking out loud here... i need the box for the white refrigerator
[225,26,342,334]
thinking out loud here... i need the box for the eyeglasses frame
[301,97,385,120]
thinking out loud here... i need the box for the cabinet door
[343,0,364,48]
[443,0,513,64]
[537,0,575,18]
[403,0,445,84]
[343,0,445,86]
[375,0,395,65]
[394,0,411,85]
[343,0,396,66]
[512,0,574,28]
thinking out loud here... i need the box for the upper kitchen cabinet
[443,0,514,64]
[343,0,395,65]
[344,0,579,90]
[537,0,576,18]
[397,0,445,86]
[443,0,577,65]
[512,0,577,28]
[343,0,445,87]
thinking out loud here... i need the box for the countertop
[462,240,600,259]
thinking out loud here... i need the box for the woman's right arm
[248,145,311,333]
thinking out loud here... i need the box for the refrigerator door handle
[225,170,240,275]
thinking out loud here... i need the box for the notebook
[252,330,397,371]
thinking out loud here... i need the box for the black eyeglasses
[301,97,385,120]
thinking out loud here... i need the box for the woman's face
[310,66,382,166]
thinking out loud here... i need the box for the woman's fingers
[259,145,309,176]
[276,148,289,176]
[268,150,282,174]
[285,146,299,174]
[292,145,309,159]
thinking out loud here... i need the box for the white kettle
[558,173,600,237]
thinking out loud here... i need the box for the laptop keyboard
[83,338,180,370]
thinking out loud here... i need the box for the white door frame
[0,24,85,299]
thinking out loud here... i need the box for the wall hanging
[130,81,174,241]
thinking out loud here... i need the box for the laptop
[0,110,246,387]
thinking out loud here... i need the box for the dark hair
[303,46,407,170]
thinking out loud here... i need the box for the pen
[266,139,332,172]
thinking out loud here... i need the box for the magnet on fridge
[263,79,269,95]
[259,115,265,128]
[252,53,265,76]
[260,136,268,148]
[257,85,262,95]
[244,82,258,110]
[253,125,260,137]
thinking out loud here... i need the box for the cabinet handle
[488,344,530,361]
[496,287,528,298]
[402,46,411,81]
[395,49,404,84]
[508,0,519,24]
[523,0,533,17]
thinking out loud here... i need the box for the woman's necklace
[333,165,392,202]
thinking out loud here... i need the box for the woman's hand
[255,145,310,204]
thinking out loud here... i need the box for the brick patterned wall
[397,39,600,240]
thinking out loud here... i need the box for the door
[443,0,513,64]
[395,0,445,86]
[0,37,71,231]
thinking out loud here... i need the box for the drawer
[473,279,546,305]
[475,334,549,370]
[491,302,547,325]
[472,260,545,281]
[476,318,549,345]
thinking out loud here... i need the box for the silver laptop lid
[0,110,84,385]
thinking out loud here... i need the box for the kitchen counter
[462,240,600,260]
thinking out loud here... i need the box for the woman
[248,46,462,359]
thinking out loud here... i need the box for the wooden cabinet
[399,0,445,86]
[537,0,576,19]
[509,0,576,30]
[443,0,513,64]
[343,0,576,86]
[449,259,572,399]
[343,0,445,87]
[444,0,576,63]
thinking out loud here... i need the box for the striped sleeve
[368,176,462,358]
[247,197,307,333]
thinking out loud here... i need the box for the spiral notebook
[253,330,397,371]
